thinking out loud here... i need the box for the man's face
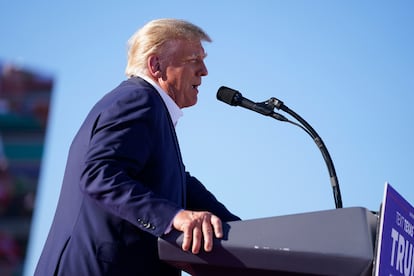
[157,39,208,108]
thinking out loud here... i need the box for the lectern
[158,207,378,276]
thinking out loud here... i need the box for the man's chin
[181,99,198,109]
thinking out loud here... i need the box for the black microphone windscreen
[216,86,239,106]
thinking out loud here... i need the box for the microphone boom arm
[216,86,343,209]
[268,97,343,209]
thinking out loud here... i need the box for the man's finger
[192,225,202,254]
[211,215,223,238]
[202,217,214,252]
[181,222,192,251]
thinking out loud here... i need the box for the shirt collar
[136,74,183,127]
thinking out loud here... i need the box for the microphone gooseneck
[217,86,343,209]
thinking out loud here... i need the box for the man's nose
[199,61,208,76]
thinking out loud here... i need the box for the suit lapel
[129,77,187,207]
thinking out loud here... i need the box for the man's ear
[148,55,162,78]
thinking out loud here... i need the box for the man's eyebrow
[188,52,208,59]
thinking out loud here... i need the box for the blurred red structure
[0,61,53,275]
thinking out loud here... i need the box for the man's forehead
[172,40,206,54]
[160,39,207,61]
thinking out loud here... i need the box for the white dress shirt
[135,74,183,127]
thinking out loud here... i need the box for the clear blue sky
[1,1,413,275]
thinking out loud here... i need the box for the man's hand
[172,210,223,254]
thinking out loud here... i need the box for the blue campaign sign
[375,183,414,276]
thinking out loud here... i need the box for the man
[35,18,240,275]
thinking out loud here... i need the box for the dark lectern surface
[158,207,378,276]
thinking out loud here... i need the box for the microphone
[217,86,287,120]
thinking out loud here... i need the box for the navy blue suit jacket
[35,77,239,275]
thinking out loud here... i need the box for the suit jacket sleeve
[79,84,183,237]
[185,172,241,222]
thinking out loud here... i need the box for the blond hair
[125,18,211,77]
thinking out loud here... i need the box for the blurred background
[0,1,413,275]
[0,63,52,275]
